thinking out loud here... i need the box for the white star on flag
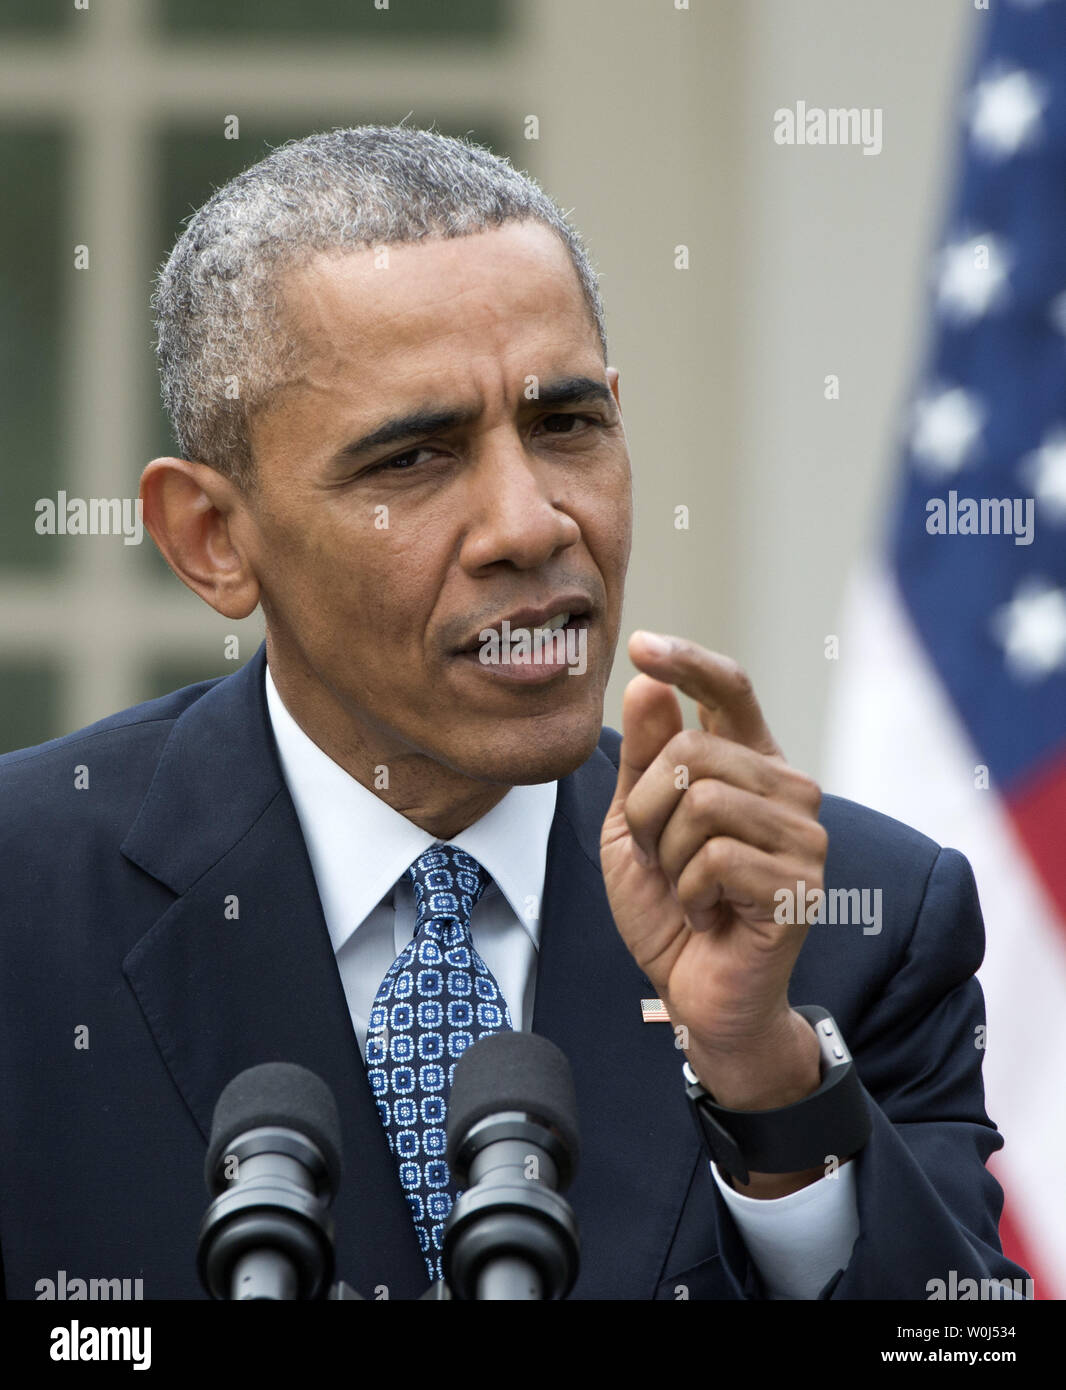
[1020,428,1066,524]
[991,578,1066,680]
[968,66,1047,159]
[935,232,1012,323]
[909,387,985,476]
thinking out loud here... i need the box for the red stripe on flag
[1005,749,1066,936]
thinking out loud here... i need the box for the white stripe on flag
[823,565,1066,1298]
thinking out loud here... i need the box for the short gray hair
[152,124,609,492]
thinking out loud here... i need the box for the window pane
[0,661,60,754]
[0,2,74,33]
[0,126,66,574]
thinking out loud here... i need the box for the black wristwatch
[683,1005,871,1186]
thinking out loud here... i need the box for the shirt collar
[264,662,557,955]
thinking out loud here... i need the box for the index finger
[627,631,783,757]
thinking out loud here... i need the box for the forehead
[275,220,599,387]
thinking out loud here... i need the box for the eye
[370,446,439,474]
[539,412,597,435]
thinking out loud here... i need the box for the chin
[453,707,605,787]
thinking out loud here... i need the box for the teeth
[502,611,569,642]
[512,612,569,644]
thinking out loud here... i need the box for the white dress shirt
[264,661,859,1298]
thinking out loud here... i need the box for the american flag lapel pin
[640,998,671,1023]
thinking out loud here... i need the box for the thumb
[612,673,685,809]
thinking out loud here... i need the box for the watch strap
[684,1005,871,1185]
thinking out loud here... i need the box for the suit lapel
[119,643,427,1299]
[533,744,703,1299]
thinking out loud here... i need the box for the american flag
[824,0,1066,1299]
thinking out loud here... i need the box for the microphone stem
[231,1248,300,1300]
[476,1255,543,1301]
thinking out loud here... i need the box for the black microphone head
[446,1031,579,1181]
[204,1062,342,1196]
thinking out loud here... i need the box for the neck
[380,766,510,841]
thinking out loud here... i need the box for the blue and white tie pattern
[365,844,513,1281]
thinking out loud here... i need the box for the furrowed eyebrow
[532,375,615,411]
[330,375,615,466]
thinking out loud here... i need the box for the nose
[458,437,581,572]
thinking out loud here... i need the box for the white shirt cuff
[711,1159,860,1299]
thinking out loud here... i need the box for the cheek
[581,479,633,575]
[257,509,384,635]
[317,511,451,655]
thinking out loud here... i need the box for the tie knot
[406,844,491,934]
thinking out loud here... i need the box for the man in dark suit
[0,126,1028,1299]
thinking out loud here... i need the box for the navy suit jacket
[0,643,1028,1299]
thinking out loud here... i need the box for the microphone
[442,1031,581,1300]
[197,1062,342,1300]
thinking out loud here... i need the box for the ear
[607,365,621,410]
[139,457,261,619]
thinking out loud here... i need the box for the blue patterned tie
[365,844,514,1281]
